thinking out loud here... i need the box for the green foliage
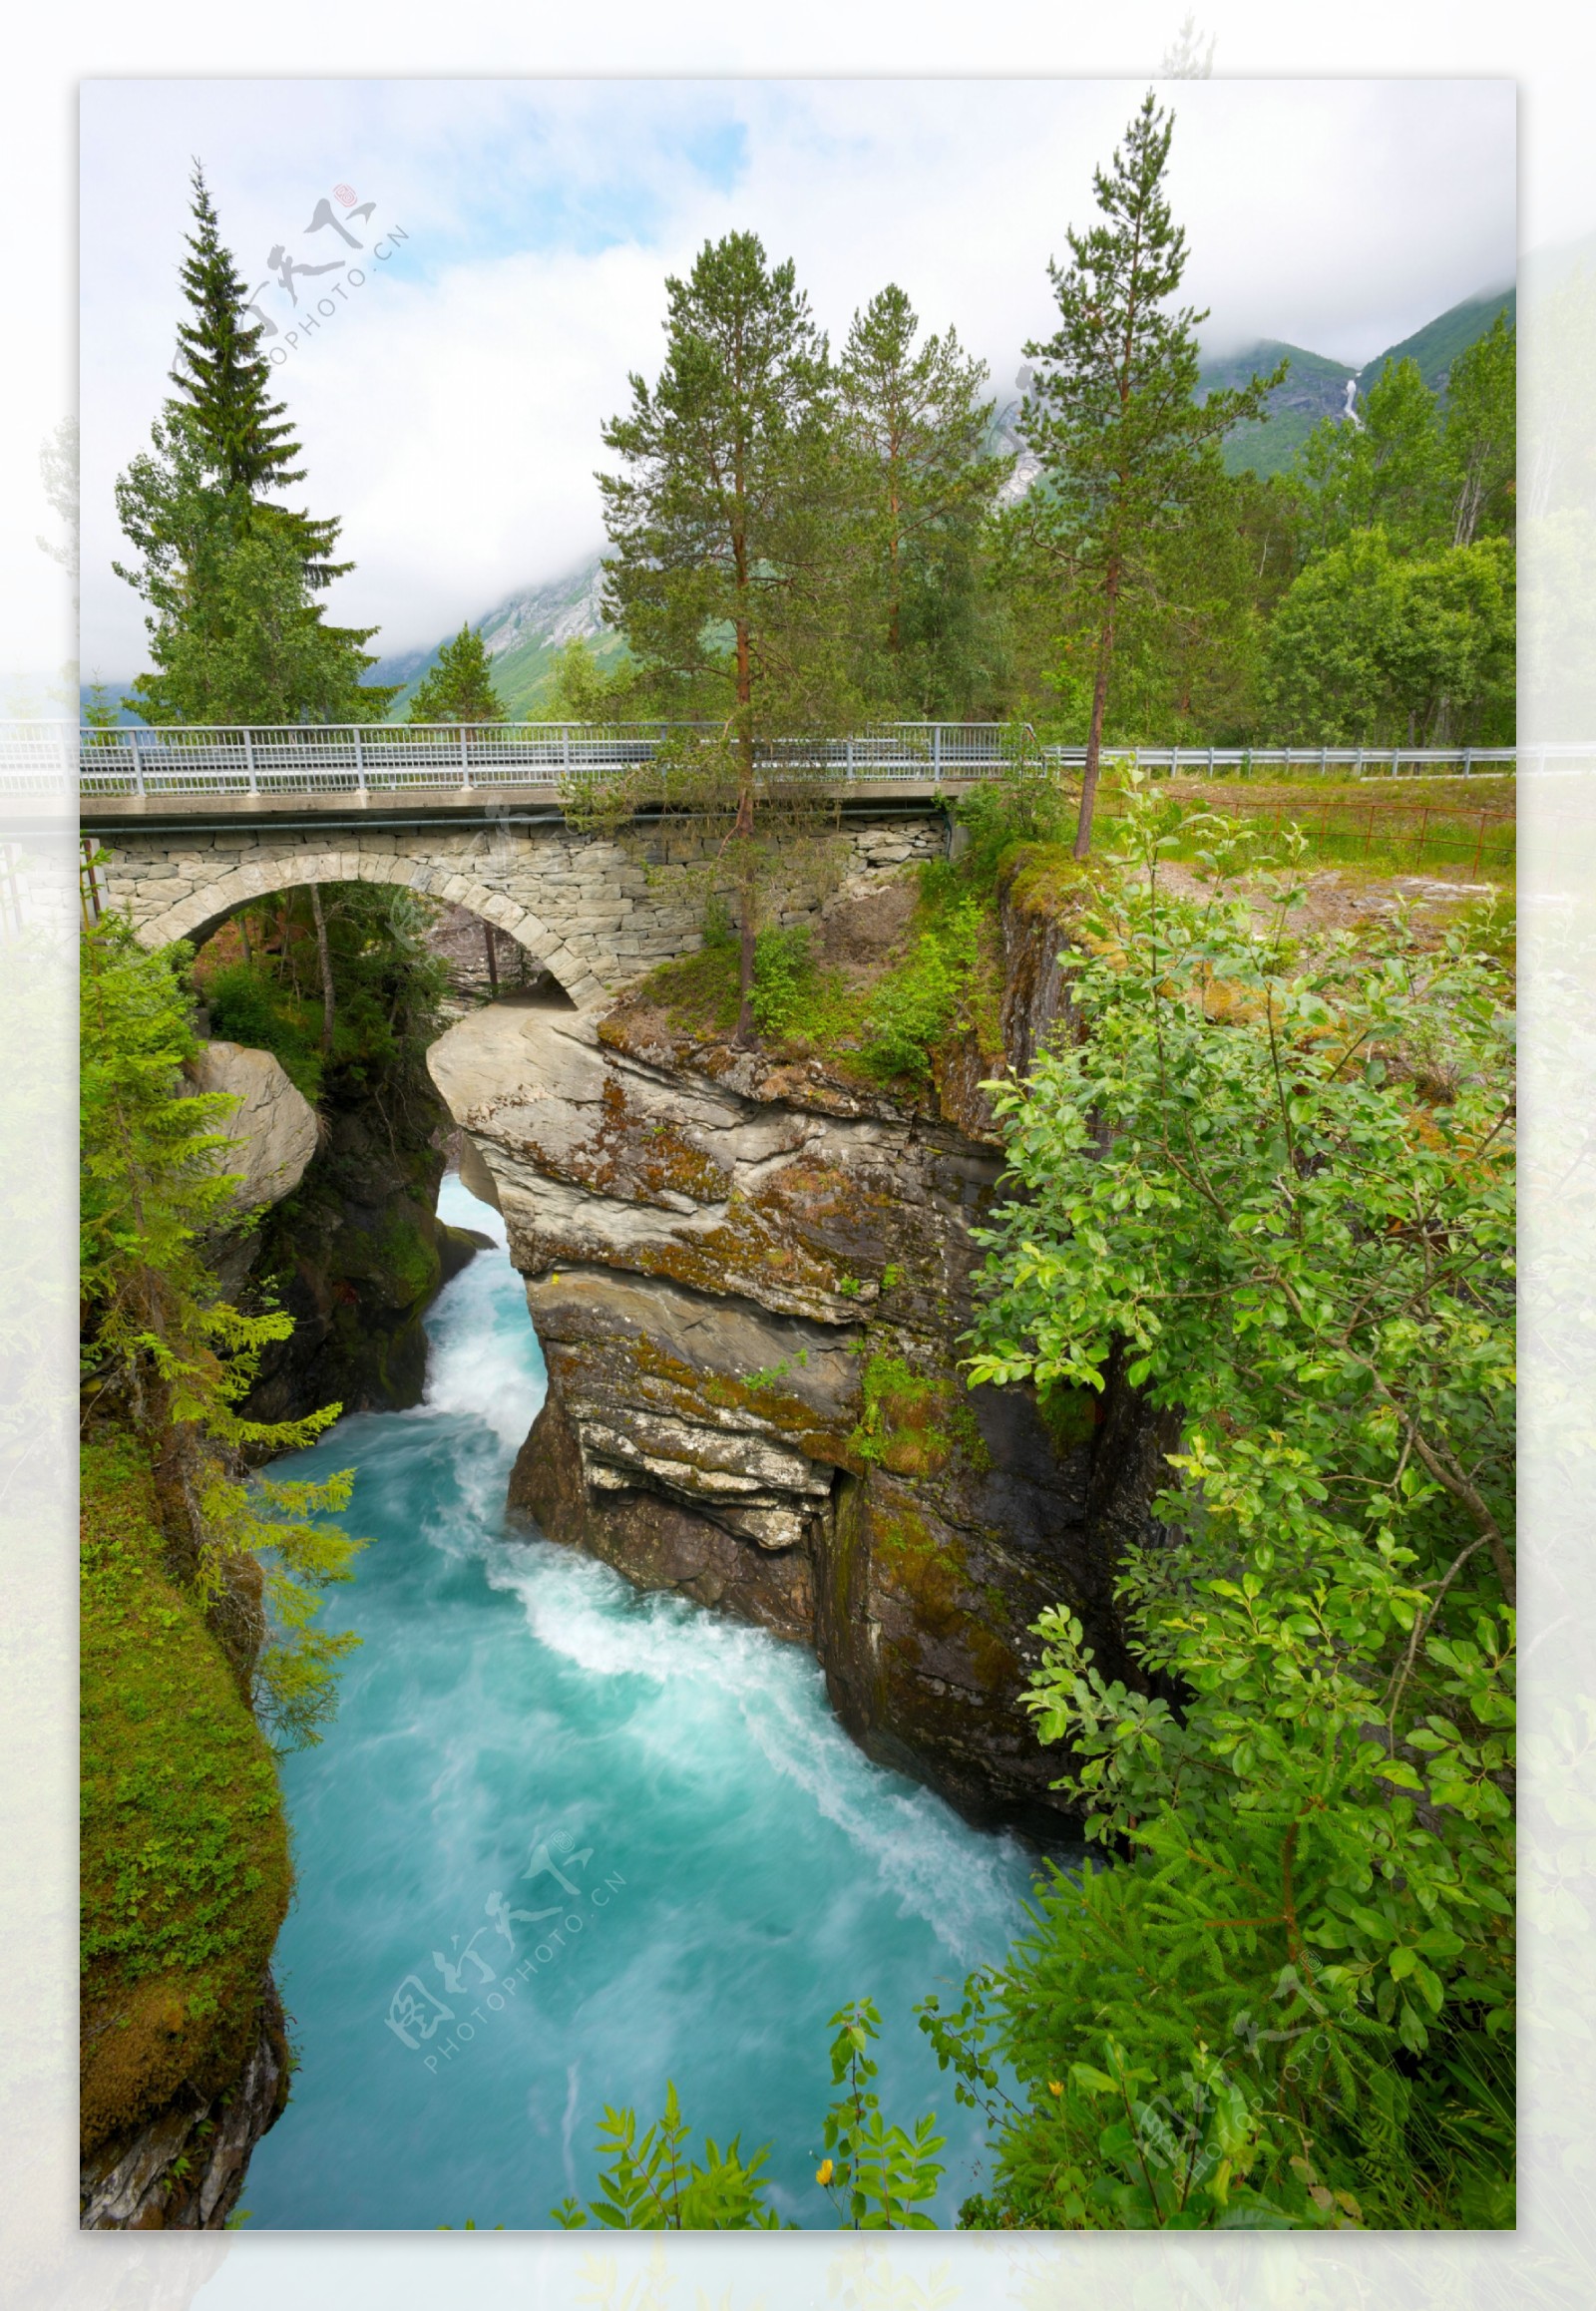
[953,769,1075,887]
[1444,312,1516,548]
[1269,327,1516,744]
[534,634,637,722]
[80,1431,291,1985]
[409,621,505,723]
[79,1429,293,2154]
[938,788,1514,2227]
[552,2081,787,2230]
[1012,92,1284,837]
[750,923,823,1036]
[839,283,1013,717]
[81,914,365,1749]
[599,230,864,1034]
[862,894,983,1082]
[115,410,395,726]
[1263,527,1515,746]
[165,162,345,584]
[848,1355,988,1477]
[818,2000,947,2229]
[113,167,394,724]
[550,2002,943,2231]
[201,883,450,1110]
[1293,356,1450,563]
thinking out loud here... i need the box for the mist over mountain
[370,560,624,720]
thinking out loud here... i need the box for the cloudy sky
[78,76,1514,682]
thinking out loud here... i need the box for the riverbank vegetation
[570,782,1516,2230]
[942,788,1515,2228]
[80,917,365,2176]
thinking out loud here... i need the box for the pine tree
[598,232,858,1039]
[169,163,347,587]
[408,623,506,722]
[1018,93,1284,853]
[839,285,1012,716]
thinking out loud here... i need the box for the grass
[80,1429,292,2158]
[1093,771,1515,887]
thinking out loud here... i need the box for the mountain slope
[371,557,625,720]
[1360,284,1515,393]
[1198,340,1358,479]
[1201,285,1514,480]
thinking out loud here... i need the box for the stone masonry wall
[102,815,946,1004]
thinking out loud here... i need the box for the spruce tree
[115,166,395,725]
[168,163,347,587]
[1018,93,1284,853]
[408,623,506,722]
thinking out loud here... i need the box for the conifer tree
[839,285,1012,716]
[598,232,858,1039]
[408,622,506,722]
[1018,93,1284,853]
[115,165,396,725]
[168,163,347,587]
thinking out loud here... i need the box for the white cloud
[79,76,1515,678]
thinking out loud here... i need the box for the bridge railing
[74,720,1032,798]
[63,722,1528,801]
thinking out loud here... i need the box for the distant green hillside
[1199,340,1358,480]
[1203,285,1515,482]
[1361,284,1515,393]
[373,557,627,722]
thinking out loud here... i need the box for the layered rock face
[81,1974,290,2230]
[429,927,1155,1838]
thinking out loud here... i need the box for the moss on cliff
[80,1431,292,2163]
[849,1354,993,1480]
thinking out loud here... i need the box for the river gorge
[243,1176,1037,2228]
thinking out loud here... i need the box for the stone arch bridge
[86,798,949,1005]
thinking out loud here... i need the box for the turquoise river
[244,1176,1038,2229]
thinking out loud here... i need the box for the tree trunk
[734,766,757,1047]
[309,882,335,1056]
[732,600,758,1047]
[1075,568,1120,861]
[484,922,499,994]
[237,911,252,966]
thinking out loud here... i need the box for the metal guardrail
[1040,744,1518,779]
[68,724,1525,800]
[0,720,1546,804]
[73,720,1026,799]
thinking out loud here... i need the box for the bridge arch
[136,851,588,1003]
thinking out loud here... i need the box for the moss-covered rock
[80,1432,292,2226]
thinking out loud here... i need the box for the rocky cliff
[233,1062,490,1428]
[429,871,1167,1840]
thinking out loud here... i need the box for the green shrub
[205,961,322,1099]
[955,773,1073,888]
[861,897,983,1082]
[751,923,820,1037]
